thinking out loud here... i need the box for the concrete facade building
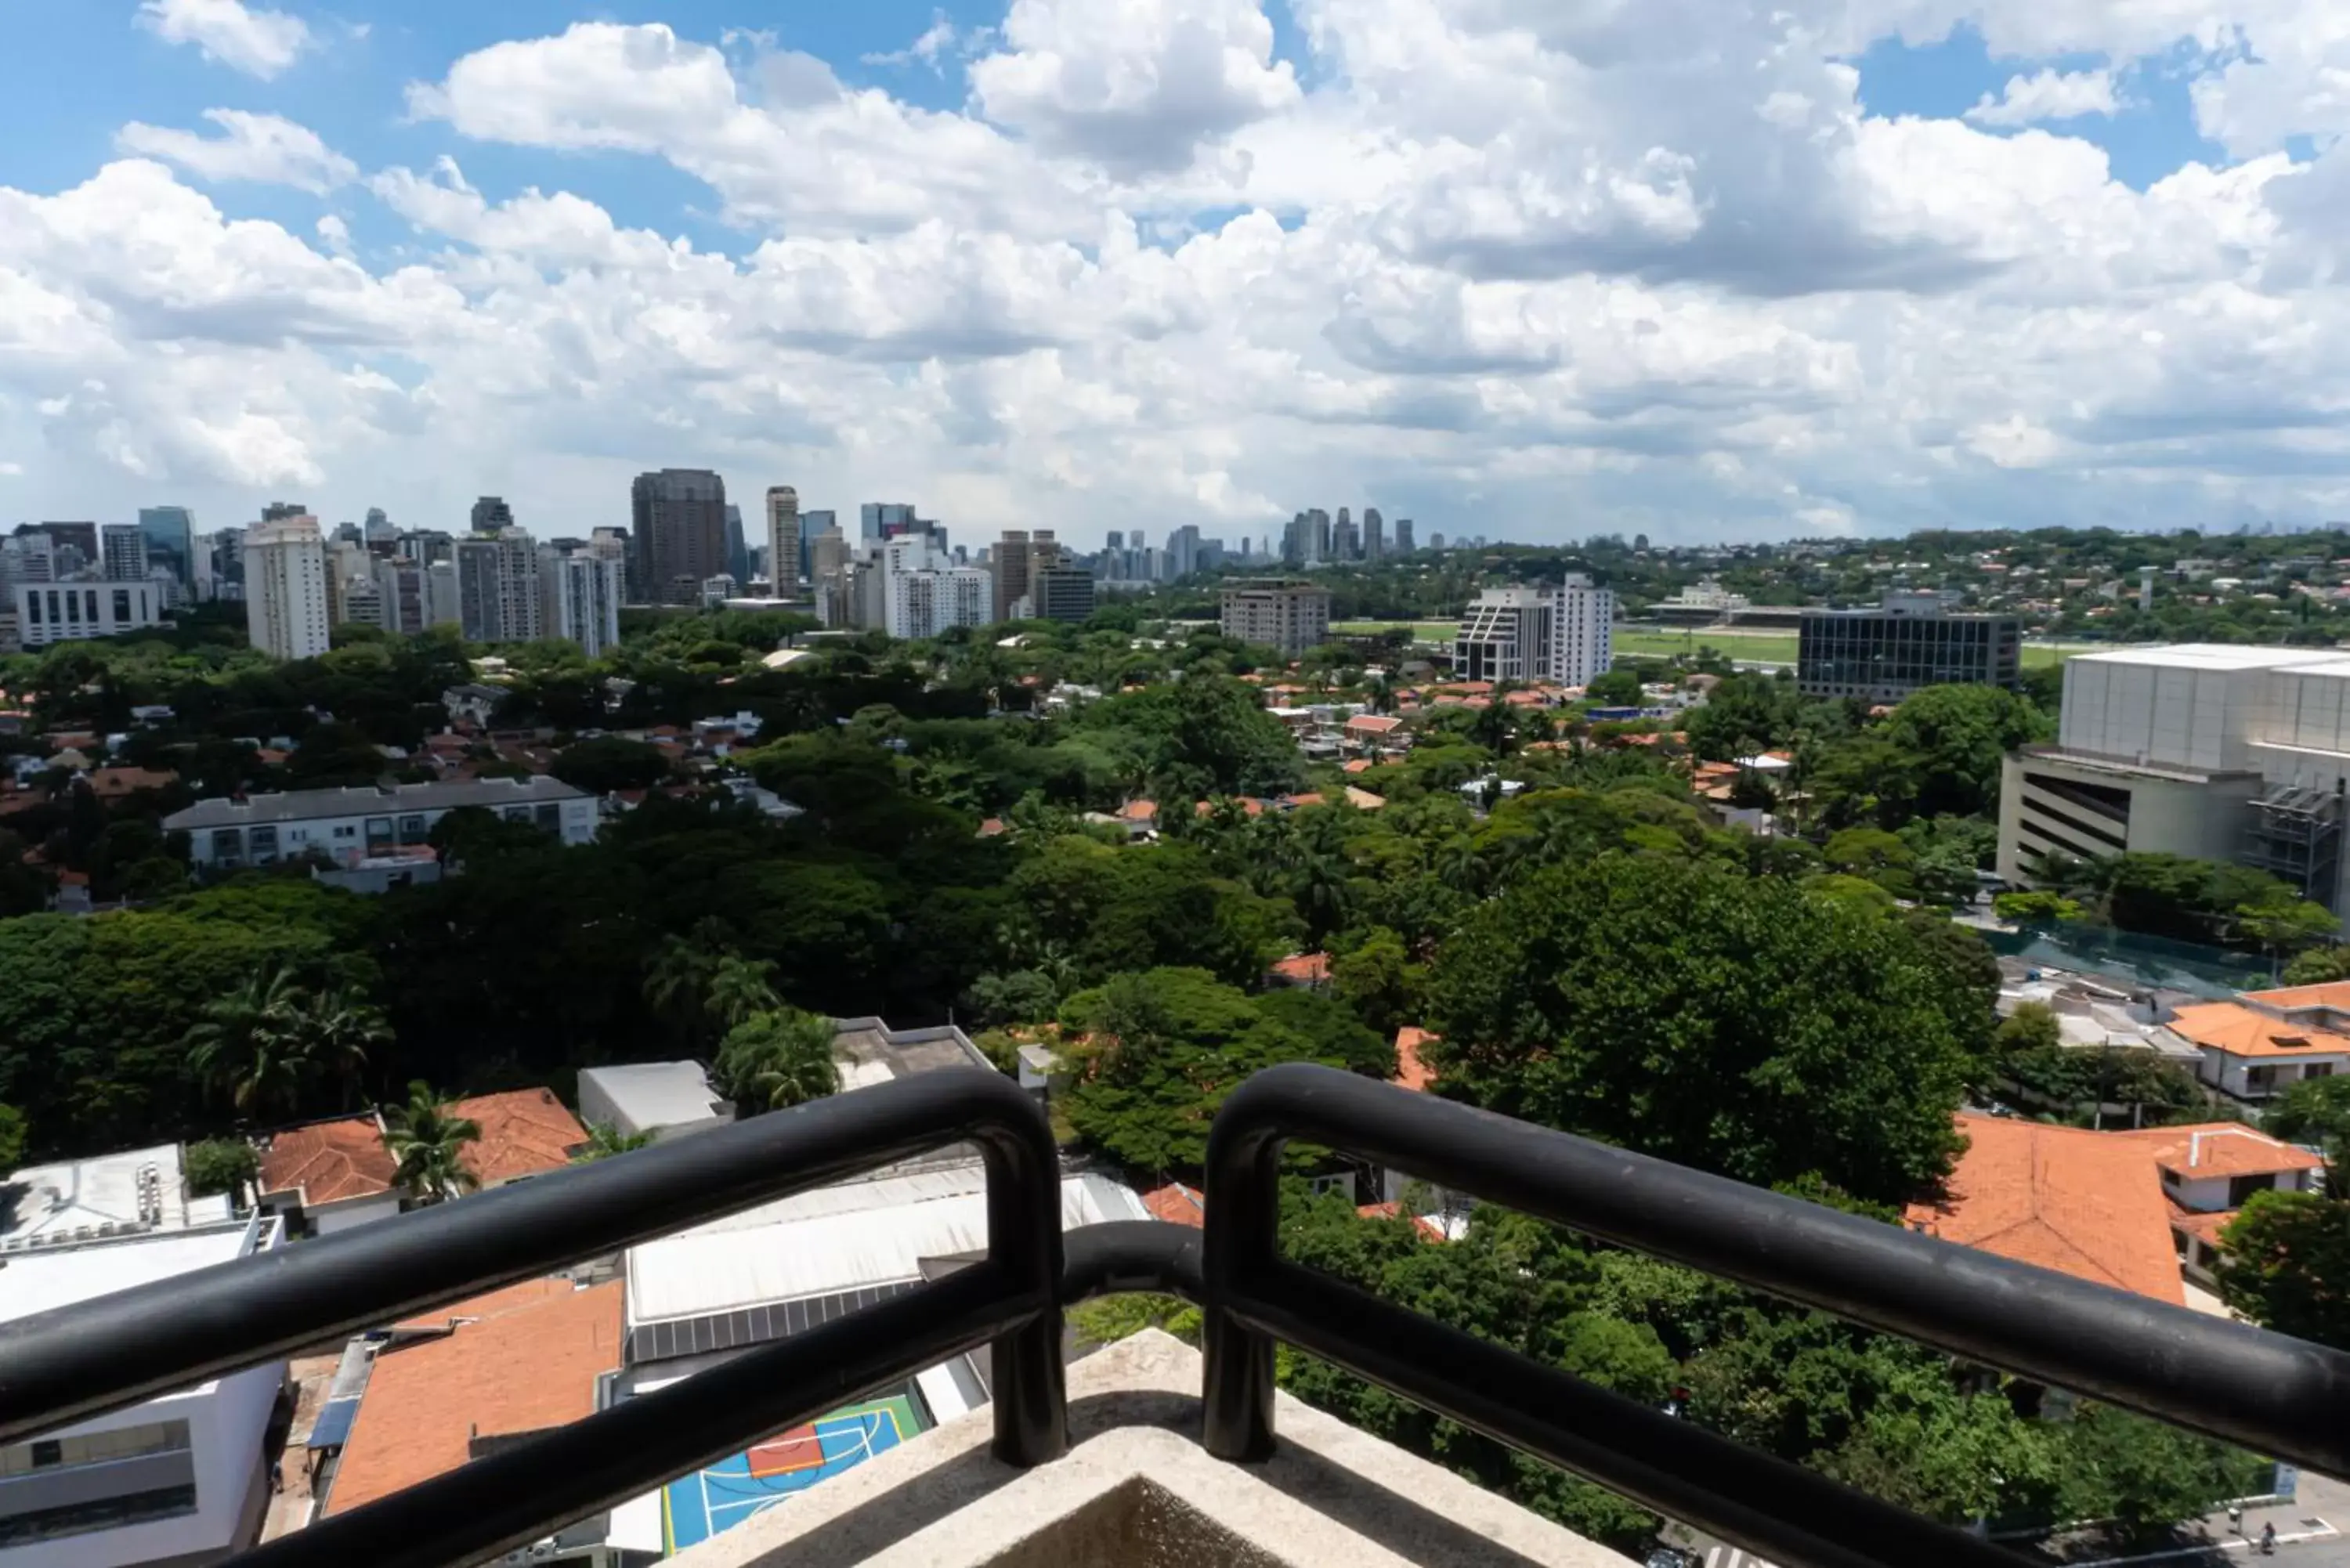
[11,581,166,650]
[577,1063,732,1143]
[136,508,193,591]
[1454,578,1613,685]
[453,530,542,644]
[1798,594,2022,701]
[548,551,624,658]
[765,486,801,592]
[631,470,728,606]
[0,1217,284,1568]
[1220,580,1332,656]
[242,514,331,660]
[1996,645,2350,908]
[99,526,147,585]
[166,779,596,871]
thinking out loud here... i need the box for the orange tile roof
[327,1281,624,1515]
[2110,1124,2323,1180]
[1394,1028,1437,1093]
[1271,952,1331,985]
[1284,792,1325,807]
[1343,759,1373,774]
[1195,797,1266,818]
[1117,799,1158,822]
[2168,1204,2240,1248]
[87,766,177,797]
[1903,1115,2186,1306]
[1358,1201,1448,1241]
[2244,981,2350,1013]
[1346,714,1404,735]
[978,818,1007,837]
[2165,1001,2350,1060]
[1142,1181,1205,1228]
[445,1089,587,1187]
[259,1115,397,1205]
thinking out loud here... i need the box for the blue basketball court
[661,1393,924,1553]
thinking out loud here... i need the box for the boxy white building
[1998,644,2350,909]
[576,1063,732,1143]
[164,778,596,871]
[0,1219,284,1568]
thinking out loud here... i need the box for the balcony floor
[671,1329,1627,1568]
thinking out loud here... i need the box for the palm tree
[572,1122,656,1163]
[291,988,389,1111]
[707,956,783,1031]
[714,1009,841,1112]
[183,967,309,1118]
[383,1082,480,1204]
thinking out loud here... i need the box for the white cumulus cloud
[116,110,356,193]
[136,0,314,80]
[1965,67,2122,128]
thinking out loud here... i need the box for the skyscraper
[993,529,1032,623]
[260,503,307,524]
[363,508,396,555]
[724,504,750,586]
[631,470,728,606]
[455,529,544,643]
[1394,518,1415,555]
[550,552,624,657]
[1332,509,1359,562]
[138,507,195,589]
[861,503,916,541]
[244,514,332,659]
[101,525,149,583]
[371,556,428,634]
[765,486,802,592]
[811,526,853,627]
[471,497,515,533]
[797,511,833,582]
[1364,508,1384,561]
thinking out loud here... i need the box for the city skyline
[9,5,2350,543]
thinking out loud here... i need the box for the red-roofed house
[1143,1181,1206,1228]
[1117,799,1159,828]
[1392,1028,1437,1093]
[2160,999,2350,1103]
[324,1280,624,1516]
[257,1113,403,1235]
[1268,952,1331,988]
[1904,1115,2187,1306]
[1358,1201,1449,1241]
[446,1089,588,1188]
[2110,1122,2326,1285]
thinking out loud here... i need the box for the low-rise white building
[0,1219,285,1568]
[10,581,168,650]
[164,778,596,871]
[577,1063,732,1143]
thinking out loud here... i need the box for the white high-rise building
[244,514,332,659]
[1551,573,1614,688]
[424,561,460,628]
[1455,576,1614,686]
[883,534,991,638]
[551,552,624,657]
[454,529,543,643]
[101,524,149,583]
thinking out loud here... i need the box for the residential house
[255,1114,403,1237]
[2158,995,2350,1104]
[2111,1123,2326,1287]
[576,1063,733,1144]
[446,1089,589,1188]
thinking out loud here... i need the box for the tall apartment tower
[631,470,728,605]
[766,486,802,592]
[1455,576,1615,686]
[724,504,750,587]
[1363,508,1385,561]
[1394,518,1415,555]
[550,553,624,657]
[1332,508,1358,562]
[994,529,1032,623]
[244,514,332,659]
[454,529,544,643]
[100,525,150,583]
[470,497,515,533]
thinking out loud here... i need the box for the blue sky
[0,0,2345,547]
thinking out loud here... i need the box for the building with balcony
[164,778,596,871]
[0,1218,284,1568]
[1220,580,1332,656]
[1797,593,2020,701]
[1454,578,1614,686]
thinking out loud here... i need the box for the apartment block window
[83,590,97,623]
[112,588,132,623]
[399,814,428,844]
[23,594,38,627]
[248,826,279,865]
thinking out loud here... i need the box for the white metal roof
[2066,644,2350,672]
[664,1163,994,1239]
[0,1143,192,1243]
[626,1173,1148,1326]
[577,1062,725,1130]
[0,1223,256,1326]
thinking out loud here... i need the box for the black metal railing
[0,1063,2344,1568]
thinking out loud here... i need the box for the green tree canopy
[1425,854,1983,1205]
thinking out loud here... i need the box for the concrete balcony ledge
[673,1330,1625,1568]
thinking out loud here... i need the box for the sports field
[662,1392,925,1552]
[1333,620,2084,668]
